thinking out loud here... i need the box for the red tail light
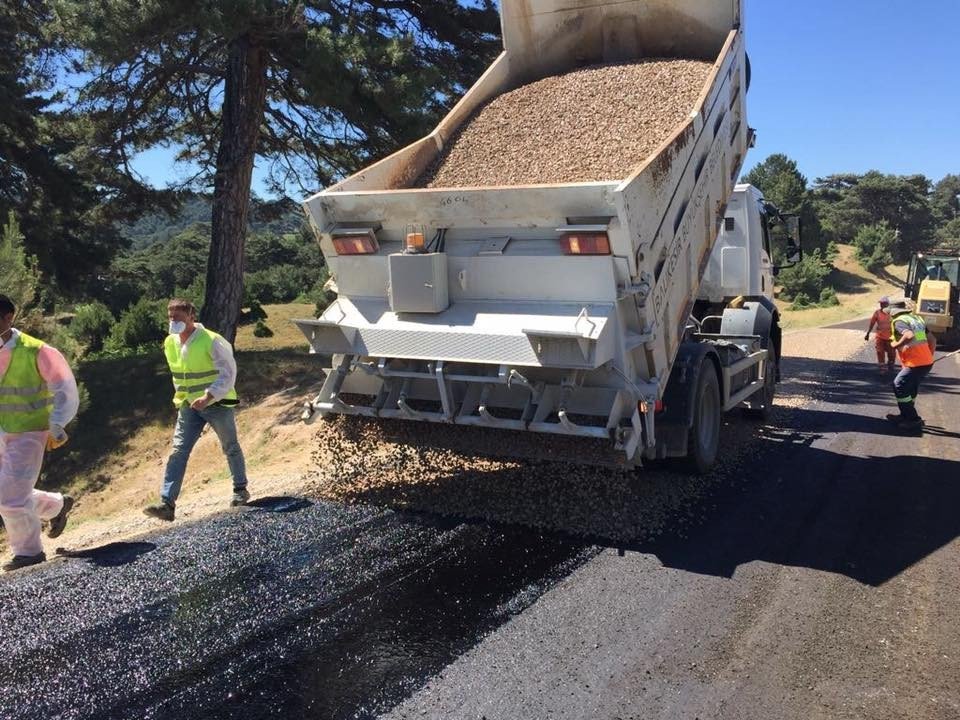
[332,235,378,255]
[560,232,610,255]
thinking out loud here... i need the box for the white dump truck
[296,0,801,471]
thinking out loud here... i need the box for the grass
[777,244,907,330]
[235,302,315,351]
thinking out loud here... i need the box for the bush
[778,248,832,301]
[69,301,115,352]
[299,266,337,316]
[789,292,812,310]
[854,223,895,272]
[253,320,274,338]
[824,240,840,262]
[819,287,840,307]
[239,299,268,326]
[102,297,167,356]
[244,265,310,304]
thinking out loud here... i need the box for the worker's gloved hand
[864,333,870,341]
[46,424,68,451]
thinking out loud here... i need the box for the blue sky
[131,0,960,195]
[745,0,960,183]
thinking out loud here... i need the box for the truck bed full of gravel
[417,59,713,187]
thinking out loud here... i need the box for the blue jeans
[161,404,247,507]
[892,364,932,420]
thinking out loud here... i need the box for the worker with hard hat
[886,298,935,430]
[0,294,79,572]
[865,296,896,373]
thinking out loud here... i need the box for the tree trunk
[202,34,268,344]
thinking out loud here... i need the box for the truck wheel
[746,345,777,419]
[685,360,721,474]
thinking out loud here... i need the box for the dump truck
[296,0,802,471]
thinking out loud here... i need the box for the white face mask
[169,320,187,335]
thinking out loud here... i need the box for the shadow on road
[246,495,314,513]
[54,541,156,567]
[632,446,960,587]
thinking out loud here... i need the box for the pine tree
[57,0,499,341]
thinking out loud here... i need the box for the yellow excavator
[905,248,960,347]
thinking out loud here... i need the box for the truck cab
[700,184,776,305]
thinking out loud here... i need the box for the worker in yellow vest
[143,299,249,521]
[886,298,935,431]
[0,294,79,572]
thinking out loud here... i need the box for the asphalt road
[1,334,958,720]
[387,336,960,720]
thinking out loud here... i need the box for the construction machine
[294,0,801,471]
[905,249,960,347]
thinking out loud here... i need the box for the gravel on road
[307,330,868,544]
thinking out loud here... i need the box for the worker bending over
[887,299,935,431]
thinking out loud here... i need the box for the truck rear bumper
[294,298,619,369]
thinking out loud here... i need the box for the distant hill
[119,194,304,250]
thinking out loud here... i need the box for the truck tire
[746,345,777,419]
[685,360,721,474]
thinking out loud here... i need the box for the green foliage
[743,154,808,210]
[1,212,89,412]
[934,217,960,248]
[253,320,274,338]
[789,292,812,310]
[57,0,500,193]
[69,301,115,352]
[102,297,166,356]
[853,223,896,272]
[812,172,933,262]
[239,300,268,326]
[0,211,40,311]
[778,248,832,302]
[825,240,840,262]
[103,221,324,312]
[819,287,840,307]
[298,266,337,316]
[931,174,960,225]
[742,153,823,255]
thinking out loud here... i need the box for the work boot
[47,495,74,539]
[3,552,46,572]
[898,418,924,431]
[143,502,175,522]
[230,488,250,507]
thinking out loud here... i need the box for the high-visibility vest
[164,328,238,408]
[0,333,53,432]
[891,313,934,367]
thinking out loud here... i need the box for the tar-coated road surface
[2,334,959,720]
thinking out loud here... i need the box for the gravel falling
[417,59,713,187]
[306,331,870,545]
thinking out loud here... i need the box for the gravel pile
[417,59,713,187]
[306,414,758,544]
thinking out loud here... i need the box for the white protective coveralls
[0,329,79,556]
